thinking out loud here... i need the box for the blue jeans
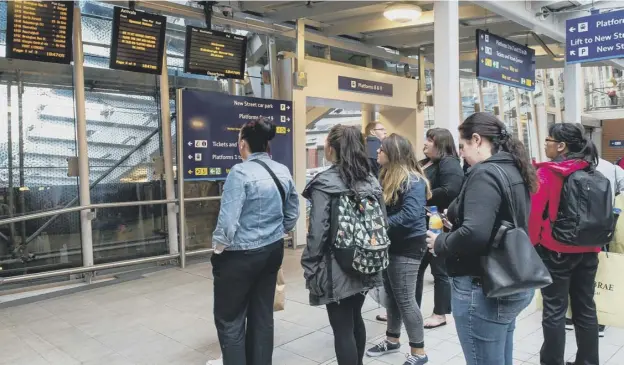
[451,276,534,365]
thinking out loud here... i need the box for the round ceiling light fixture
[383,3,422,23]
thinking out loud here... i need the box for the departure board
[109,7,167,74]
[6,1,74,64]
[184,26,247,79]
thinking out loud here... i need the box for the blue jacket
[386,176,428,243]
[212,153,300,251]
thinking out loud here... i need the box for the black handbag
[480,164,553,298]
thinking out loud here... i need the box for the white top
[596,158,624,203]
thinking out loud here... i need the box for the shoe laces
[374,340,391,352]
[405,354,425,365]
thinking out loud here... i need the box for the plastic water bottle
[429,206,444,235]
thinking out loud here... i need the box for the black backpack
[551,168,615,246]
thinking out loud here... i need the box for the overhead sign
[184,27,247,80]
[338,76,393,96]
[566,10,624,64]
[181,90,293,180]
[6,1,74,64]
[109,7,167,74]
[610,140,624,148]
[476,30,536,91]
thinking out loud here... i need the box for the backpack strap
[251,159,286,209]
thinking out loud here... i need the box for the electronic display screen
[184,26,247,79]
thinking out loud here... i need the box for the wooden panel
[601,119,624,163]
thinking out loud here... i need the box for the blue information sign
[610,140,624,148]
[476,30,536,91]
[181,90,293,180]
[338,76,393,96]
[566,10,624,64]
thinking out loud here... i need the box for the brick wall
[602,119,624,163]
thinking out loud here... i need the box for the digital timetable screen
[184,26,247,79]
[6,1,74,64]
[109,7,167,74]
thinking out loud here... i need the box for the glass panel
[183,181,221,251]
[460,75,478,120]
[481,81,499,114]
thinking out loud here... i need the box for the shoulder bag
[251,159,287,311]
[480,164,553,298]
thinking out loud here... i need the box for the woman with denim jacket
[301,125,383,365]
[366,134,432,365]
[211,119,300,365]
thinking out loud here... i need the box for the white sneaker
[207,358,223,365]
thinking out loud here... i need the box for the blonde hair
[379,134,432,205]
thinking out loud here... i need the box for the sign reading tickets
[184,27,247,80]
[566,9,624,64]
[181,90,293,181]
[338,76,393,96]
[476,30,536,91]
[6,1,74,64]
[109,7,167,74]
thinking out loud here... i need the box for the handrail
[0,199,178,226]
[183,196,222,203]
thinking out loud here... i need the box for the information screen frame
[475,29,536,92]
[183,26,247,80]
[6,0,74,64]
[108,6,167,74]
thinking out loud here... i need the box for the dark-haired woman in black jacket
[415,128,464,329]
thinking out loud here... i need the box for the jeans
[536,246,599,365]
[416,251,452,315]
[212,240,284,365]
[384,254,425,348]
[326,293,367,365]
[452,276,534,365]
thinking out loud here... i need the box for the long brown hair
[326,125,371,190]
[379,134,432,205]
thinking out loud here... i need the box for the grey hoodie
[301,166,384,306]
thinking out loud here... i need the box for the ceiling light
[383,4,422,23]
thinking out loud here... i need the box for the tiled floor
[1,248,623,365]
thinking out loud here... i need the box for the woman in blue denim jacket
[211,119,299,365]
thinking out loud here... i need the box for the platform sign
[476,30,536,91]
[109,7,167,74]
[338,76,393,96]
[566,10,624,64]
[6,1,74,64]
[184,27,247,80]
[181,90,293,181]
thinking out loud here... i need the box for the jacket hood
[534,159,590,177]
[302,165,381,198]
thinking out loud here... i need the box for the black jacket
[301,166,384,306]
[420,156,464,212]
[366,136,382,177]
[433,152,531,277]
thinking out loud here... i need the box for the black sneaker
[599,325,605,338]
[565,318,574,331]
[404,354,429,365]
[366,340,401,357]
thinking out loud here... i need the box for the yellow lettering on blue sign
[195,168,208,176]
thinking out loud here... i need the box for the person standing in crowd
[426,113,537,365]
[365,121,387,177]
[416,128,464,329]
[529,123,602,365]
[301,125,383,365]
[211,119,300,365]
[366,134,431,365]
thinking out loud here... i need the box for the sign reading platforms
[6,1,74,64]
[476,30,536,91]
[184,27,247,79]
[181,90,293,180]
[338,76,393,97]
[109,7,167,74]
[566,10,624,64]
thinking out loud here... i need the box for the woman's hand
[426,230,439,255]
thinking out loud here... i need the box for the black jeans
[212,240,284,365]
[537,245,599,365]
[326,293,367,365]
[416,251,452,315]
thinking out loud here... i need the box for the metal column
[72,6,94,268]
[6,82,16,250]
[159,53,179,255]
[268,36,279,99]
[175,89,186,268]
[564,63,583,124]
[17,73,26,249]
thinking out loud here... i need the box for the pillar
[434,0,460,143]
[292,19,307,249]
[564,63,583,123]
[361,104,375,133]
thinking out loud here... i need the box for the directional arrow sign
[569,27,575,32]
[187,141,192,146]
[566,9,624,64]
[188,170,193,175]
[188,155,193,159]
[570,50,576,56]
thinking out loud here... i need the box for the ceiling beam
[269,1,376,22]
[324,4,485,36]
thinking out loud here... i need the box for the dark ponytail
[240,117,277,153]
[460,112,538,193]
[326,125,371,190]
[548,123,598,166]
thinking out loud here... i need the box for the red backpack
[617,157,624,170]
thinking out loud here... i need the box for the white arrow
[570,50,576,56]
[187,141,192,146]
[287,117,291,122]
[188,155,193,159]
[569,27,575,32]
[287,105,291,110]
